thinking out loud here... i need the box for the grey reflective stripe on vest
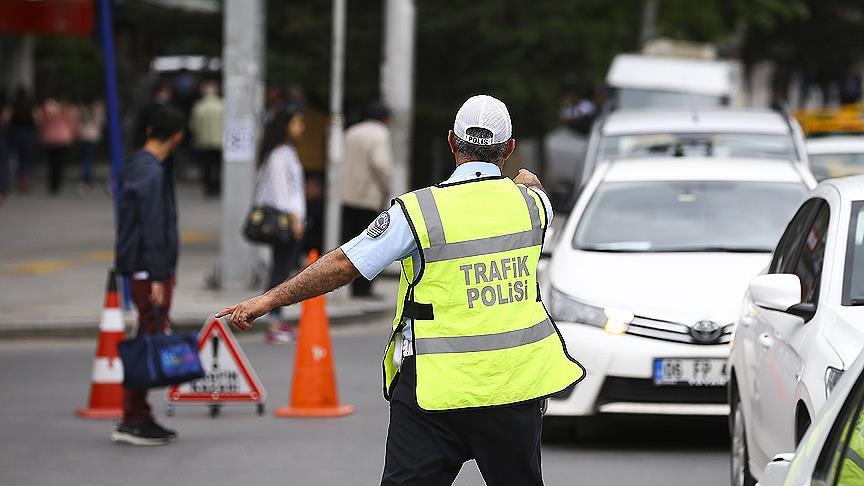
[424,228,543,263]
[518,185,542,230]
[848,447,864,471]
[416,188,446,246]
[414,318,555,355]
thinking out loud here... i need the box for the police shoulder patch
[367,211,390,238]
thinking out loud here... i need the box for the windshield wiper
[649,247,771,253]
[850,298,864,306]
[578,247,646,253]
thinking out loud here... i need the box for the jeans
[80,141,97,185]
[124,276,175,423]
[0,128,9,196]
[7,127,37,180]
[268,240,300,320]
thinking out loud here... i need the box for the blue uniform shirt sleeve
[341,204,417,280]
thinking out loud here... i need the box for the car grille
[626,315,733,345]
[597,377,727,405]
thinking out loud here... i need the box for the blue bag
[118,331,205,390]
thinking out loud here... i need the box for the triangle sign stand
[166,317,266,418]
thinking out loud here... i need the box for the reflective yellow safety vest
[837,414,864,486]
[382,176,585,411]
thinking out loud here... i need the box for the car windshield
[599,133,796,161]
[809,153,864,181]
[844,202,864,305]
[573,181,808,252]
[615,88,725,109]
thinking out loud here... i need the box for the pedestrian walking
[113,106,185,446]
[36,95,79,195]
[217,95,585,485]
[340,102,393,297]
[6,86,38,193]
[77,96,105,193]
[189,80,224,197]
[253,107,306,344]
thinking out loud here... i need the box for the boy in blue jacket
[113,106,184,446]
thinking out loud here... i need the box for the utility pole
[640,0,658,47]
[381,0,416,198]
[324,0,347,252]
[220,0,264,289]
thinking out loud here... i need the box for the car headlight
[826,367,844,397]
[548,287,634,335]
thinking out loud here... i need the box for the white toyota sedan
[542,157,814,430]
[729,175,864,486]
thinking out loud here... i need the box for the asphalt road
[0,318,730,486]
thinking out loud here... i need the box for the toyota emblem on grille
[690,320,722,343]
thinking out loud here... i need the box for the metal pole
[98,0,124,212]
[220,0,264,289]
[98,0,131,309]
[640,0,658,47]
[324,0,347,252]
[381,0,415,197]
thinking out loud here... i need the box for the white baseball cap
[453,95,512,146]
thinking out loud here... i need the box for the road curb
[0,306,392,340]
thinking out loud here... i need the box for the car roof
[602,108,790,136]
[601,157,808,183]
[820,174,864,201]
[606,54,733,95]
[806,136,864,154]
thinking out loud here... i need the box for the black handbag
[242,206,296,245]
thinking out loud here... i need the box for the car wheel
[731,395,757,486]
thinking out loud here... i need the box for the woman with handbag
[251,107,306,344]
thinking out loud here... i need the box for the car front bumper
[547,321,731,417]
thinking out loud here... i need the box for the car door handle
[758,332,774,348]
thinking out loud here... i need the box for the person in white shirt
[253,107,306,343]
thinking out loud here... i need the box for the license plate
[653,358,729,386]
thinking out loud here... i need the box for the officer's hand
[215,295,273,331]
[514,168,543,191]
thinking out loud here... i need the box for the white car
[756,348,864,486]
[729,175,864,486]
[806,136,864,181]
[542,157,813,429]
[578,108,809,189]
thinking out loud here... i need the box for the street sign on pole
[220,0,264,289]
[324,0,347,253]
[381,0,416,199]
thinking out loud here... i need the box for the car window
[770,199,822,274]
[598,133,797,161]
[793,203,830,304]
[842,201,864,306]
[811,369,864,486]
[809,153,864,182]
[572,181,806,252]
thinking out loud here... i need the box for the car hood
[548,249,771,325]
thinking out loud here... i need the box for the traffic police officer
[217,95,585,486]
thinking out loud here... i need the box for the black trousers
[341,205,379,296]
[198,149,222,197]
[381,357,544,486]
[45,146,70,194]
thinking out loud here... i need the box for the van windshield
[615,88,725,109]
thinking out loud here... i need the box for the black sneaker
[111,420,175,446]
[147,419,178,442]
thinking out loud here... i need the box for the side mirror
[749,274,814,320]
[541,226,559,260]
[760,453,794,484]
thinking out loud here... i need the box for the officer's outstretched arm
[215,249,361,331]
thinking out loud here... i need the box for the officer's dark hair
[366,102,391,122]
[454,127,509,164]
[146,106,185,141]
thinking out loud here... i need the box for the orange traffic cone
[275,250,354,418]
[75,269,125,419]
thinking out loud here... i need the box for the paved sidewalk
[0,180,395,338]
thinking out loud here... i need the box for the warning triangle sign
[167,317,266,404]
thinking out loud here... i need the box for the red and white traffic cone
[75,269,125,419]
